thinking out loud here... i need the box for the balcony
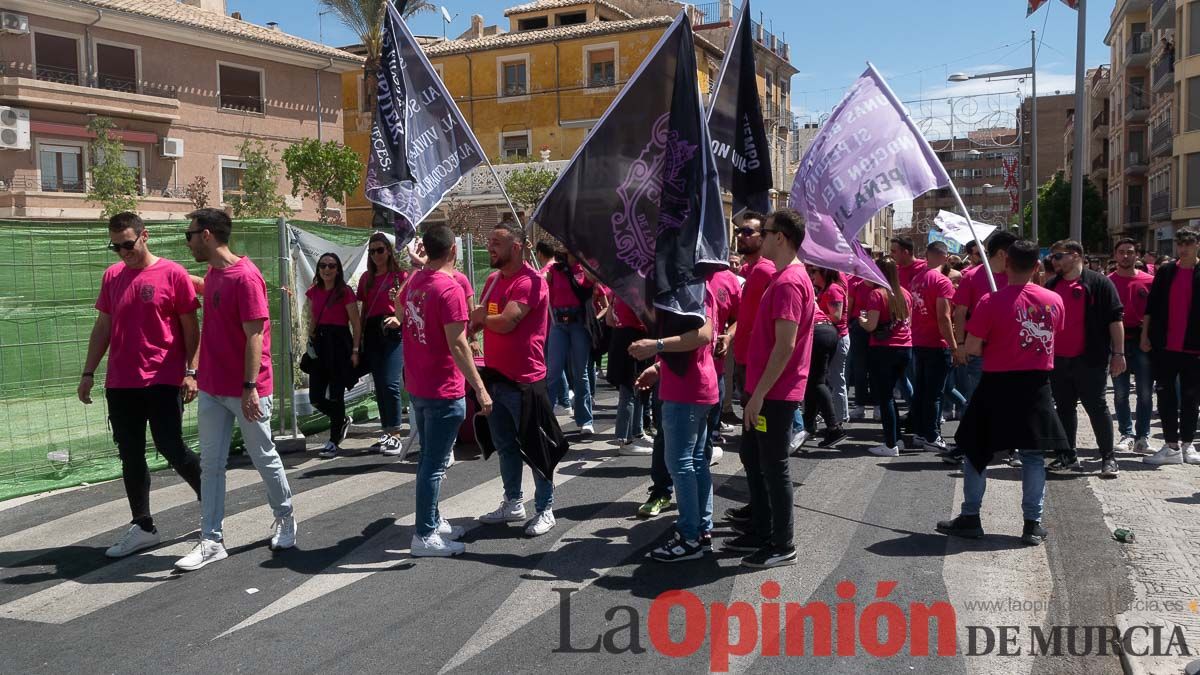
[1153,52,1175,92]
[1091,110,1109,138]
[1126,32,1152,66]
[218,93,264,114]
[1126,203,1147,227]
[1152,0,1175,29]
[1092,155,1108,181]
[1151,190,1171,220]
[1091,66,1112,97]
[449,160,570,202]
[1125,93,1149,123]
[0,76,180,123]
[1152,119,1173,157]
[1126,150,1147,175]
[0,174,194,220]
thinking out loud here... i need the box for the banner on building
[707,0,773,217]
[789,63,950,287]
[531,12,727,345]
[365,2,485,245]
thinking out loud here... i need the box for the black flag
[530,13,727,353]
[707,0,773,217]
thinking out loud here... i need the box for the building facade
[1019,93,1074,214]
[1105,0,1156,249]
[0,0,361,221]
[1169,0,1200,252]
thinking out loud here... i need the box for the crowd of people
[80,206,1200,571]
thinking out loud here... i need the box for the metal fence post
[276,216,299,439]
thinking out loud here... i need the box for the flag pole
[866,61,996,292]
[1069,0,1086,242]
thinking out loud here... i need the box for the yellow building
[341,0,798,229]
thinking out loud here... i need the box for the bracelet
[81,372,94,378]
[1112,352,1124,356]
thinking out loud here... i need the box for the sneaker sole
[935,527,985,539]
[650,550,705,562]
[740,556,797,569]
[478,515,527,524]
[525,528,555,537]
[411,548,465,557]
[105,537,161,558]
[269,539,297,551]
[636,509,662,519]
[175,550,228,572]
[617,448,653,457]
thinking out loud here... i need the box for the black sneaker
[939,449,965,465]
[699,531,713,552]
[818,426,848,448]
[740,545,797,569]
[935,514,985,539]
[1100,458,1120,479]
[724,504,751,523]
[729,518,754,535]
[649,531,705,562]
[722,533,766,552]
[1047,455,1080,471]
[1021,520,1048,546]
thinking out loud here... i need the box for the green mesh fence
[0,219,383,501]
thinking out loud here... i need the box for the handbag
[298,289,338,375]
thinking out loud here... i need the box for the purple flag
[789,63,951,287]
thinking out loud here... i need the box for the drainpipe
[315,57,335,141]
[465,53,474,125]
[85,9,103,88]
[554,43,561,127]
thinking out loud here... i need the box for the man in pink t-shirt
[950,230,1017,416]
[734,209,814,569]
[1109,238,1156,451]
[705,267,742,459]
[79,212,203,560]
[909,241,959,450]
[177,208,294,572]
[891,235,928,292]
[470,222,562,539]
[937,239,1068,547]
[730,212,775,409]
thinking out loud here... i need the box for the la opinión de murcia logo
[554,581,1192,671]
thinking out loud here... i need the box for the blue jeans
[615,384,644,442]
[1113,338,1153,439]
[412,395,466,537]
[649,392,673,499]
[488,380,554,512]
[370,337,405,432]
[961,449,1046,522]
[960,355,984,403]
[943,366,967,415]
[661,401,713,541]
[913,347,951,442]
[827,333,850,423]
[547,319,593,426]
[705,375,726,452]
[868,346,912,447]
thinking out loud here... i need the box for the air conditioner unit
[0,106,30,150]
[160,137,184,158]
[0,12,28,35]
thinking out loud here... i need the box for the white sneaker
[579,423,595,435]
[175,539,228,571]
[411,531,465,557]
[318,441,338,459]
[789,430,810,453]
[868,444,900,458]
[720,422,736,434]
[710,446,723,466]
[525,509,556,536]
[436,517,466,541]
[1184,444,1200,465]
[1134,437,1151,453]
[618,440,653,456]
[270,515,297,550]
[105,524,160,558]
[922,436,948,452]
[1116,435,1136,452]
[380,435,404,456]
[479,498,527,524]
[1143,445,1184,465]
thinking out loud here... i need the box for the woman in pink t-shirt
[812,267,850,438]
[858,257,913,457]
[357,232,409,455]
[306,253,361,458]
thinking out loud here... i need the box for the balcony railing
[1153,52,1175,85]
[450,159,570,197]
[1127,32,1151,58]
[219,93,264,113]
[1127,94,1148,112]
[1126,203,1144,223]
[1128,150,1146,166]
[97,74,137,94]
[689,2,724,24]
[31,63,178,100]
[1092,156,1107,173]
[1092,110,1109,130]
[1153,119,1172,149]
[34,64,80,86]
[1151,190,1171,218]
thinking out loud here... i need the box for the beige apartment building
[0,0,362,220]
[1170,0,1200,252]
[1104,0,1153,249]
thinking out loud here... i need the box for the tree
[185,175,210,210]
[85,116,139,218]
[1021,171,1106,251]
[282,139,362,224]
[226,140,291,219]
[504,165,557,214]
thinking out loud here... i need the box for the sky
[230,0,1117,225]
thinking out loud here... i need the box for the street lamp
[949,29,1039,243]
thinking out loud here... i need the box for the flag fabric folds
[934,210,998,249]
[531,12,727,345]
[366,3,485,245]
[789,64,951,288]
[707,0,773,218]
[1027,0,1077,16]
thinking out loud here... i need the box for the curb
[1116,614,1147,675]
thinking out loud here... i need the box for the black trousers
[310,325,352,443]
[106,385,202,530]
[803,323,838,431]
[310,366,347,443]
[740,399,798,549]
[1152,350,1200,445]
[1050,355,1114,461]
[849,323,873,406]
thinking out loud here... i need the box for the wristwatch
[656,339,665,352]
[242,381,256,391]
[185,369,198,377]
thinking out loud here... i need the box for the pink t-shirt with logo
[1167,270,1198,354]
[356,270,407,318]
[818,282,848,337]
[658,294,719,406]
[197,257,273,398]
[734,256,776,365]
[967,283,1065,372]
[95,258,199,389]
[1109,271,1153,329]
[706,269,741,377]
[849,276,875,321]
[910,268,955,349]
[745,264,816,402]
[866,287,913,347]
[548,263,591,309]
[953,265,1008,315]
[898,259,928,291]
[306,285,356,326]
[482,265,549,384]
[1051,278,1087,358]
[403,269,469,399]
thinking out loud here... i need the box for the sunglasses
[184,228,205,241]
[108,240,137,252]
[369,247,388,255]
[735,227,759,236]
[318,262,338,270]
[1049,252,1067,261]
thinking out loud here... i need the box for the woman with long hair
[357,233,408,455]
[812,266,850,435]
[307,252,361,458]
[858,257,913,457]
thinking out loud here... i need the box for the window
[218,63,264,113]
[96,43,138,93]
[517,16,548,31]
[557,12,586,25]
[221,158,247,200]
[499,57,528,98]
[39,144,85,192]
[34,33,80,85]
[1187,153,1200,207]
[586,46,616,88]
[122,149,144,195]
[501,131,530,159]
[707,64,718,96]
[1192,4,1200,56]
[765,73,774,118]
